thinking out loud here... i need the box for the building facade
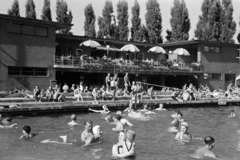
[0,14,239,91]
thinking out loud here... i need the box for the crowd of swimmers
[1,101,240,158]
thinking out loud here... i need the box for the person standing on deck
[105,73,111,91]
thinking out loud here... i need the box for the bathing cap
[116,111,122,115]
[93,125,101,136]
[181,122,189,129]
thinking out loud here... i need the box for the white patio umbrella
[80,39,101,48]
[172,48,190,56]
[120,44,140,52]
[148,46,166,54]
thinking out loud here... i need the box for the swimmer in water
[68,114,79,126]
[176,111,184,122]
[81,120,95,146]
[168,118,180,133]
[105,112,114,122]
[191,136,217,159]
[20,126,37,139]
[41,125,102,145]
[139,104,156,114]
[125,103,146,119]
[171,110,178,118]
[228,109,236,118]
[116,111,133,127]
[155,104,166,111]
[0,114,17,128]
[112,130,135,158]
[112,115,124,132]
[175,122,192,141]
[89,105,110,114]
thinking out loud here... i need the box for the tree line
[6,0,240,44]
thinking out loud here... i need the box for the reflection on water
[0,106,240,160]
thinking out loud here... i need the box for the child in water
[228,109,236,118]
[20,126,37,139]
[175,122,192,141]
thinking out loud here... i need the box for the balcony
[53,56,203,74]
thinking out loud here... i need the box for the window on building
[35,27,47,36]
[209,73,222,80]
[204,45,221,53]
[7,23,21,33]
[22,67,34,76]
[8,66,48,77]
[22,25,34,35]
[76,49,83,57]
[204,46,209,52]
[8,67,21,75]
[7,22,48,37]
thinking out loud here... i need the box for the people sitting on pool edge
[192,136,217,159]
[81,120,102,146]
[68,114,79,126]
[228,109,236,118]
[0,114,17,129]
[112,130,136,158]
[20,126,37,139]
[89,105,110,114]
[175,122,192,141]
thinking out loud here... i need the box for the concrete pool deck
[0,96,239,115]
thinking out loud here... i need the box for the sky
[0,0,239,42]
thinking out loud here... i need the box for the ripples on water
[0,106,240,160]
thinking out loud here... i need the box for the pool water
[0,106,240,160]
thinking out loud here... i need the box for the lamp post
[106,45,110,58]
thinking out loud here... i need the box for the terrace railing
[54,56,203,74]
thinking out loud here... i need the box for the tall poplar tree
[7,0,20,17]
[169,0,190,42]
[116,0,129,41]
[56,0,73,35]
[145,0,163,43]
[131,0,141,42]
[97,0,114,38]
[220,0,236,43]
[25,0,36,19]
[41,0,52,21]
[84,4,96,37]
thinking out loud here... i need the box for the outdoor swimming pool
[0,106,240,160]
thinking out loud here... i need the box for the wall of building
[0,18,56,91]
[198,44,239,90]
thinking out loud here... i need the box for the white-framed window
[76,49,83,57]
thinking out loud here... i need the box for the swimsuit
[118,145,123,154]
[125,141,133,152]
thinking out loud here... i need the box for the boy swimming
[20,126,37,139]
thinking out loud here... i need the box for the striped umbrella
[172,48,190,56]
[148,46,166,54]
[120,44,140,52]
[80,39,101,48]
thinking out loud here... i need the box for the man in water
[112,115,124,132]
[116,111,133,127]
[192,136,217,159]
[81,120,95,146]
[89,105,110,114]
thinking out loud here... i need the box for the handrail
[53,56,202,73]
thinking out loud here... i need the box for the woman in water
[112,130,135,158]
[175,122,192,141]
